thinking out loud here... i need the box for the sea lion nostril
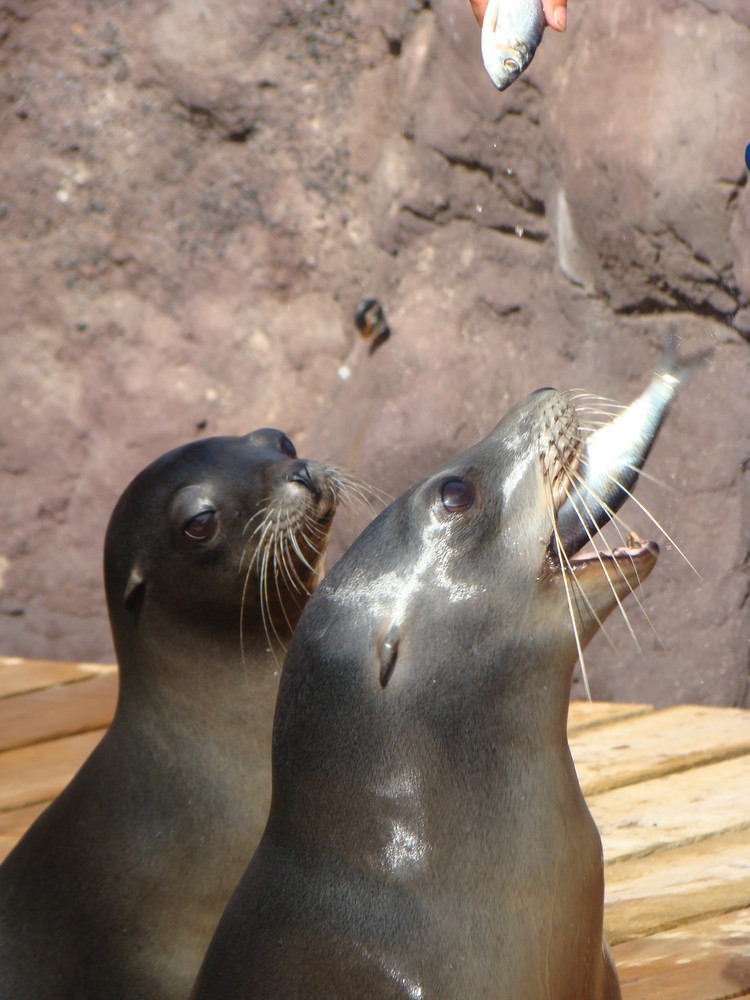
[287,462,316,494]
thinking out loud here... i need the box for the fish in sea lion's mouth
[539,332,711,690]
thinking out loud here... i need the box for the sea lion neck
[111,613,279,718]
[270,592,576,848]
[112,631,282,755]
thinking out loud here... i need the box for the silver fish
[480,0,545,91]
[556,333,711,556]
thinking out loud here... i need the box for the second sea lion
[0,428,355,1000]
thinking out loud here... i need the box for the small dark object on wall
[354,298,391,354]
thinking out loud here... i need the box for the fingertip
[553,5,567,31]
[469,0,488,27]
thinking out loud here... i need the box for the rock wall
[1,0,748,706]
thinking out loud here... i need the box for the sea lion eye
[183,508,218,541]
[441,479,474,513]
[279,435,297,458]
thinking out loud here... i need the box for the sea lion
[191,386,668,1000]
[0,428,355,1000]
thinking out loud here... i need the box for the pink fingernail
[554,6,566,30]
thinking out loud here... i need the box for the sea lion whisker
[549,462,619,650]
[331,466,392,507]
[295,531,324,587]
[271,523,295,642]
[618,462,676,494]
[286,526,319,577]
[545,477,592,700]
[297,514,329,543]
[251,516,277,573]
[565,471,642,651]
[242,504,270,538]
[565,389,625,407]
[576,415,626,429]
[237,508,265,573]
[334,480,373,515]
[281,531,312,598]
[574,404,628,416]
[238,509,270,574]
[260,540,285,660]
[239,560,254,670]
[248,519,270,544]
[277,518,310,597]
[257,532,273,641]
[275,508,315,636]
[601,471,699,577]
[567,464,652,585]
[275,527,299,595]
[240,508,270,666]
[328,474,366,512]
[565,469,664,646]
[248,506,278,547]
[341,491,375,521]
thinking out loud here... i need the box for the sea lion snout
[536,391,581,511]
[286,460,316,493]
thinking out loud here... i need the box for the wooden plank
[568,700,653,735]
[590,755,750,863]
[0,657,115,698]
[604,827,750,944]
[0,671,117,752]
[613,907,750,1000]
[0,800,47,837]
[0,802,46,863]
[572,705,750,796]
[0,729,106,812]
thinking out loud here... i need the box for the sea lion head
[104,428,346,682]
[299,388,655,690]
[272,389,658,814]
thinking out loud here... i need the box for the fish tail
[657,328,714,391]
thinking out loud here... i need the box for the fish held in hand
[481,0,545,90]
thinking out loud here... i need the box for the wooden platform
[1,656,748,998]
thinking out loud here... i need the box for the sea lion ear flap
[123,568,145,620]
[377,623,400,689]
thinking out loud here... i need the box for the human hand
[469,0,567,32]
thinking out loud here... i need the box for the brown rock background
[1,0,748,706]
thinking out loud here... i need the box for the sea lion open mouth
[537,333,710,694]
[538,401,659,584]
